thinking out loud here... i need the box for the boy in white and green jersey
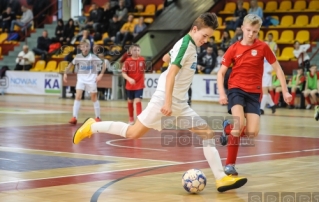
[72,13,248,192]
[63,39,106,124]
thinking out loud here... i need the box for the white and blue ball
[182,169,207,193]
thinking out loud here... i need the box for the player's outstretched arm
[161,64,180,116]
[271,61,292,103]
[217,65,229,105]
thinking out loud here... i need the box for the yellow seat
[276,30,294,44]
[289,0,306,11]
[212,30,221,43]
[133,18,139,24]
[134,4,144,12]
[291,15,308,27]
[62,46,75,54]
[307,15,319,27]
[58,61,70,73]
[277,1,292,12]
[217,17,225,29]
[30,60,46,72]
[264,1,278,12]
[243,2,249,10]
[0,33,8,43]
[141,4,156,15]
[157,4,163,11]
[144,17,154,24]
[272,15,293,27]
[277,47,295,61]
[258,30,264,41]
[96,32,109,45]
[265,30,279,41]
[305,0,319,11]
[45,61,57,72]
[257,1,264,9]
[295,30,310,43]
[219,2,236,14]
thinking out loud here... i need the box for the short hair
[268,33,273,37]
[130,43,140,49]
[243,14,262,27]
[191,12,219,30]
[80,39,90,45]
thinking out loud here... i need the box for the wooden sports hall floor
[0,95,318,202]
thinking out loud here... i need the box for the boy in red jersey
[122,44,145,124]
[217,14,292,175]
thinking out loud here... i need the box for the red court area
[0,124,318,192]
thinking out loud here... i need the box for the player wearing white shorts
[72,13,247,192]
[260,59,276,114]
[63,39,106,124]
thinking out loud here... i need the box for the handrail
[21,0,57,42]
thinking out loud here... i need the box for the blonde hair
[243,14,262,27]
[80,39,91,45]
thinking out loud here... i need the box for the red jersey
[122,57,145,90]
[222,39,277,93]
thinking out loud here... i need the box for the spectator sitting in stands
[15,45,35,71]
[77,29,94,49]
[100,2,114,33]
[226,1,247,31]
[115,14,135,47]
[2,7,16,32]
[303,65,319,109]
[197,46,216,74]
[6,0,21,15]
[32,30,51,60]
[63,18,75,45]
[201,36,218,56]
[115,0,128,23]
[265,32,277,53]
[55,19,64,43]
[10,5,33,33]
[103,15,122,45]
[248,0,263,19]
[293,41,310,72]
[220,30,231,52]
[133,17,146,37]
[85,3,102,32]
[211,48,225,75]
[287,67,305,109]
[229,26,243,45]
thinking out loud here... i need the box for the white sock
[73,100,81,118]
[202,139,226,180]
[260,94,267,110]
[91,121,129,137]
[266,94,275,106]
[93,101,100,118]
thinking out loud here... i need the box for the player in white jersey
[260,58,276,114]
[63,39,106,124]
[72,13,248,192]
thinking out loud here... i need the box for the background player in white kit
[63,39,107,124]
[260,59,276,114]
[72,13,248,192]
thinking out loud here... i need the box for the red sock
[224,124,233,135]
[270,90,275,101]
[274,92,280,105]
[225,127,246,165]
[290,92,296,105]
[128,102,134,118]
[305,96,311,105]
[136,102,142,116]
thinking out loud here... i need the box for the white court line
[0,158,16,162]
[0,146,177,164]
[106,138,167,151]
[0,148,318,185]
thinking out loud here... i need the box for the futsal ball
[182,169,207,193]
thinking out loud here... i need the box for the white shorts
[138,92,206,131]
[76,81,97,93]
[262,75,272,87]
